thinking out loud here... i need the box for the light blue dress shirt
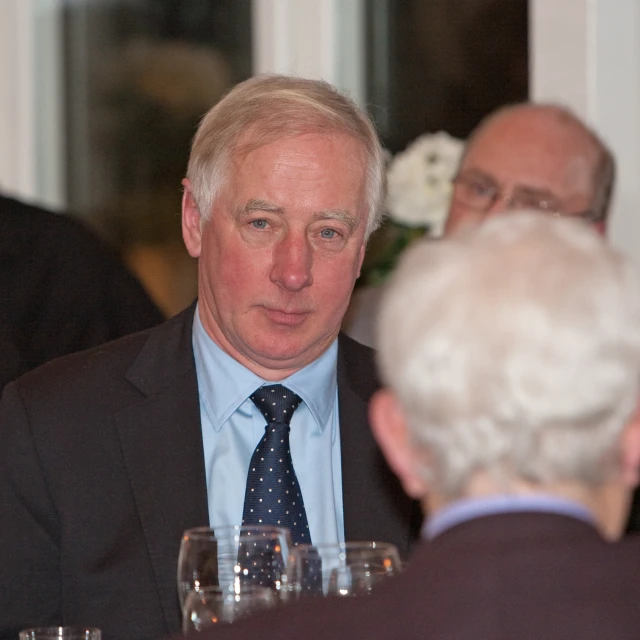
[423,494,595,540]
[192,307,345,545]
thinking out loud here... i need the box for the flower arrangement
[358,131,464,287]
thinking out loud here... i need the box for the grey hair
[462,102,615,224]
[186,74,386,240]
[377,211,640,499]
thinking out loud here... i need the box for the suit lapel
[115,304,209,633]
[338,334,418,558]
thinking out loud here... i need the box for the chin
[251,342,311,366]
[248,332,332,369]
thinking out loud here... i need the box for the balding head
[445,103,615,236]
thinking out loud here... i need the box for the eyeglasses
[452,173,600,223]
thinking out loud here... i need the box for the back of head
[186,74,385,239]
[377,212,640,499]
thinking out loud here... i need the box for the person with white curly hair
[203,211,640,640]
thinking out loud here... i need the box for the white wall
[530,0,640,262]
[0,0,36,201]
[0,0,64,210]
[251,0,365,105]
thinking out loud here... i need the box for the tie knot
[250,384,302,426]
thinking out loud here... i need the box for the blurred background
[0,0,638,317]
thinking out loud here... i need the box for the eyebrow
[235,199,358,232]
[456,168,495,183]
[235,199,284,217]
[513,185,561,203]
[312,209,358,233]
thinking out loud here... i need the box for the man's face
[182,132,368,380]
[445,109,603,235]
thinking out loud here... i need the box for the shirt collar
[423,493,596,540]
[279,339,338,432]
[192,304,337,433]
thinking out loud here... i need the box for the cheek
[444,203,481,236]
[201,235,271,300]
[313,255,361,305]
[444,204,464,234]
[219,252,273,297]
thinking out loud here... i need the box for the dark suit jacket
[202,512,640,640]
[0,304,420,640]
[0,193,164,388]
[624,489,640,533]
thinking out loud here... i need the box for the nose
[270,231,313,292]
[484,193,512,217]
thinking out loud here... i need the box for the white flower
[386,131,464,236]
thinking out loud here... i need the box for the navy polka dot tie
[242,384,312,546]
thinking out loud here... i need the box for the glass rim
[185,584,275,597]
[181,524,292,541]
[19,628,101,638]
[291,541,399,554]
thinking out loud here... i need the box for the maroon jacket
[201,512,640,640]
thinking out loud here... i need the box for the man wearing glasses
[345,103,615,349]
[446,103,615,236]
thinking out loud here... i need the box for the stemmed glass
[288,541,401,598]
[177,525,292,613]
[182,585,275,632]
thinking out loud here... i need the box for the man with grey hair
[206,211,640,640]
[0,74,419,640]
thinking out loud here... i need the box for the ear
[355,241,366,278]
[594,220,607,237]
[369,389,429,499]
[620,399,640,488]
[182,178,203,258]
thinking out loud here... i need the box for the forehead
[229,132,368,216]
[462,109,599,198]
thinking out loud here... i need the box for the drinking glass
[288,541,401,598]
[177,525,292,611]
[182,585,275,633]
[19,629,101,640]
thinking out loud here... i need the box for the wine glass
[177,525,292,612]
[182,585,275,633]
[288,541,401,598]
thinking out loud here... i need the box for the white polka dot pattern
[242,384,311,546]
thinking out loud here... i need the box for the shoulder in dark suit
[0,306,419,640]
[0,193,164,385]
[198,512,640,640]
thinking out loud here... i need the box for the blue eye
[251,219,268,229]
[320,228,337,239]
